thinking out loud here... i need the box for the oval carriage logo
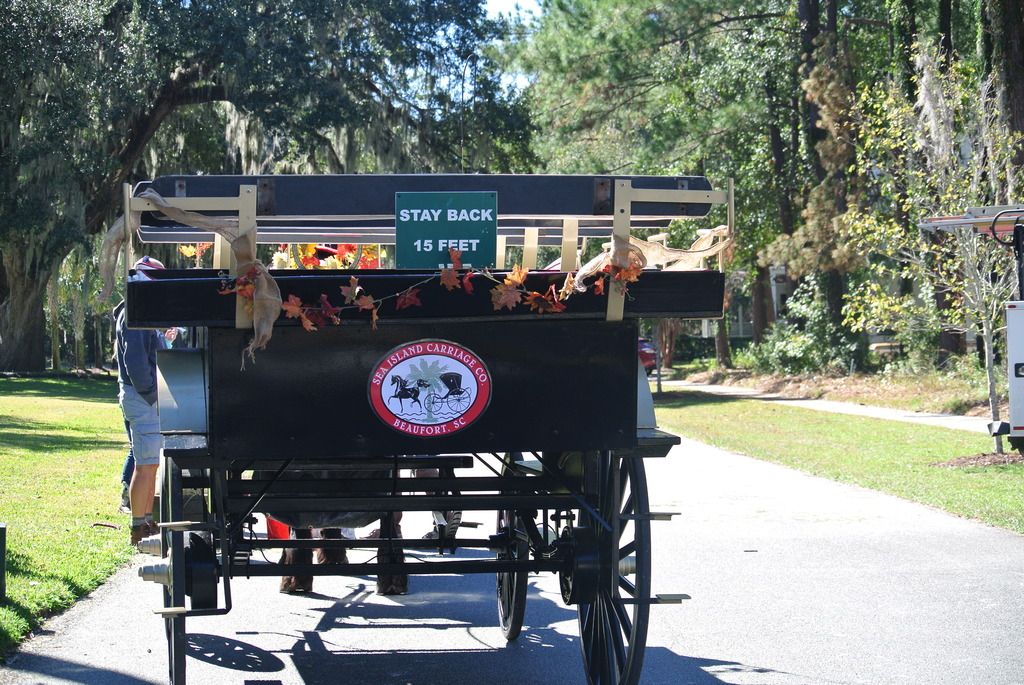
[368,339,492,437]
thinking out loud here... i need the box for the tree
[845,46,1020,450]
[0,2,99,370]
[1,0,527,371]
[522,0,799,365]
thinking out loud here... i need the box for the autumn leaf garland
[219,247,629,331]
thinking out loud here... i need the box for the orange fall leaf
[557,272,576,301]
[395,288,422,310]
[504,264,529,287]
[281,294,304,318]
[490,284,522,311]
[355,294,376,311]
[340,276,361,304]
[612,264,642,283]
[524,285,567,314]
[439,268,461,291]
[448,247,463,270]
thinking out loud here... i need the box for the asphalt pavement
[2,438,1024,685]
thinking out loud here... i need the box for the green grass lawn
[0,377,133,656]
[654,390,1024,533]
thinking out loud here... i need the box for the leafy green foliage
[843,48,1019,352]
[522,0,797,261]
[746,274,855,374]
[1,0,533,370]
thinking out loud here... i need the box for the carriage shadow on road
[175,551,773,685]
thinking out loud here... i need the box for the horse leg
[376,511,408,595]
[316,527,348,565]
[280,527,314,594]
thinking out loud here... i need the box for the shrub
[746,274,856,375]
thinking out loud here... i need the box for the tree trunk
[824,269,845,329]
[979,0,995,78]
[715,319,733,369]
[71,287,86,370]
[799,0,826,183]
[981,317,1004,454]
[939,0,954,70]
[47,277,61,371]
[656,319,681,370]
[752,266,771,343]
[94,313,105,369]
[74,331,84,370]
[765,73,796,236]
[987,0,1024,170]
[891,0,919,102]
[0,251,52,371]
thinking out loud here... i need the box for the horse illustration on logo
[388,375,431,412]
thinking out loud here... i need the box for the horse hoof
[376,574,409,595]
[280,575,314,593]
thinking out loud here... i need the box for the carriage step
[153,607,187,616]
[654,593,691,603]
[158,520,205,531]
[620,594,691,605]
[620,512,678,521]
[623,428,683,458]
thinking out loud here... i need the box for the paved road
[659,381,990,434]
[3,439,1024,685]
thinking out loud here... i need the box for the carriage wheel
[161,457,188,685]
[496,452,528,640]
[447,390,471,413]
[576,452,651,685]
[426,392,445,414]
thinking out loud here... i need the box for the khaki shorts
[119,384,161,466]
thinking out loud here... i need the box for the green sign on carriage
[395,191,497,269]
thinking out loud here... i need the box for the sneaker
[130,521,159,547]
[118,485,131,514]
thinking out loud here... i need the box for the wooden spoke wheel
[576,452,651,685]
[496,452,529,640]
[161,457,188,685]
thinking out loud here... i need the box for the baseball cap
[133,256,165,271]
[129,255,165,282]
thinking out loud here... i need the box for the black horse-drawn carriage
[124,173,731,684]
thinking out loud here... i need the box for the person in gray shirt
[114,256,165,546]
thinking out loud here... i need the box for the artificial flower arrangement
[271,243,383,270]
